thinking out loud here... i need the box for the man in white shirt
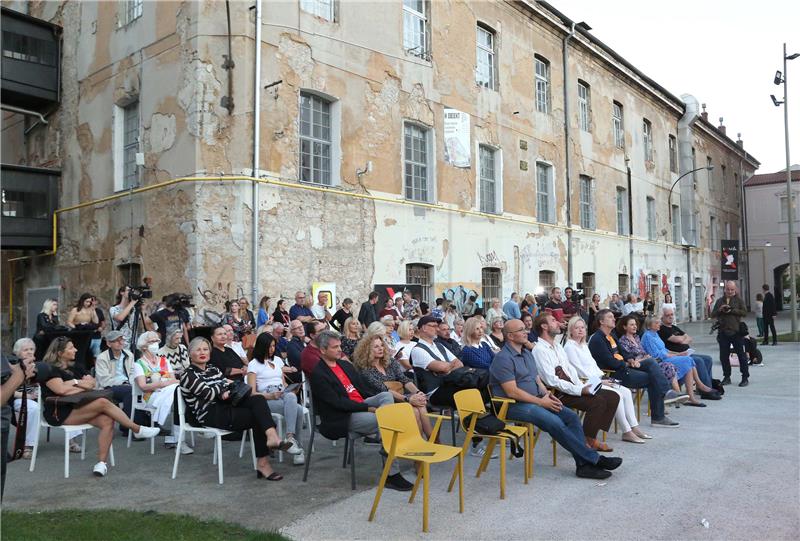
[410,315,463,407]
[310,291,332,322]
[531,314,618,452]
[223,324,247,361]
[93,330,134,434]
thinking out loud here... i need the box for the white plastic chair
[29,393,115,478]
[172,391,255,484]
[126,382,156,454]
[240,412,285,462]
[301,373,320,450]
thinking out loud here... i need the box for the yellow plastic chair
[369,403,464,533]
[448,389,529,500]
[602,369,648,420]
[489,393,556,477]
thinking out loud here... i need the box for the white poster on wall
[443,108,471,168]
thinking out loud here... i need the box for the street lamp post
[667,166,714,224]
[771,42,799,341]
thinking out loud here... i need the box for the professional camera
[573,283,586,303]
[129,285,153,302]
[177,293,195,308]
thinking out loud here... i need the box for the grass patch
[1,510,290,541]
[775,332,800,342]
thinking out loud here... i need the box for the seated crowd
[6,283,742,490]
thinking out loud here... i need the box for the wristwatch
[403,395,409,403]
[72,379,79,386]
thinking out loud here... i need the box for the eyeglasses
[506,328,527,334]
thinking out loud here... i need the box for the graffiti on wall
[477,250,506,270]
[196,282,246,307]
[442,285,481,313]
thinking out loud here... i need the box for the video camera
[177,293,195,308]
[129,285,153,302]
[574,282,586,303]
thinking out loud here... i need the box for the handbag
[442,367,489,390]
[384,381,404,393]
[225,380,252,406]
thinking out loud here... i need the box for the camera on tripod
[574,282,586,303]
[129,285,153,302]
[176,293,195,308]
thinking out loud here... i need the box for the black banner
[720,239,739,280]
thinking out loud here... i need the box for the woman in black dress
[271,300,291,327]
[40,337,159,476]
[36,298,60,335]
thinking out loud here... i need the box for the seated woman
[616,315,680,392]
[66,293,101,357]
[247,333,305,465]
[11,338,45,459]
[487,317,505,350]
[40,336,159,476]
[352,334,433,439]
[460,317,495,370]
[132,331,191,454]
[641,316,714,407]
[180,337,290,480]
[159,328,190,376]
[222,300,252,341]
[340,316,362,360]
[36,299,60,335]
[563,317,651,444]
[272,299,291,327]
[393,320,417,375]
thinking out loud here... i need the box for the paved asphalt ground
[4,317,799,540]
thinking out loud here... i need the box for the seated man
[223,324,247,361]
[588,309,680,428]
[310,330,412,491]
[608,293,624,318]
[531,314,619,452]
[300,321,327,377]
[286,319,306,376]
[209,325,247,380]
[658,307,720,399]
[272,322,289,359]
[93,330,134,433]
[435,320,463,359]
[490,319,622,480]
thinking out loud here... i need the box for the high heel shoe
[256,470,283,481]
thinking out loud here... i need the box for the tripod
[127,301,146,359]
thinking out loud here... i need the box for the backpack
[464,412,525,458]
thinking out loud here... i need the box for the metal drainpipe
[562,22,576,287]
[251,0,262,307]
[627,162,634,291]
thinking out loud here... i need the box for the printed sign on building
[312,282,337,310]
[443,108,471,168]
[720,240,739,280]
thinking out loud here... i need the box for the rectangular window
[479,145,499,214]
[669,135,677,173]
[536,162,554,224]
[300,0,334,21]
[481,267,502,304]
[612,101,624,148]
[780,195,799,221]
[646,196,656,240]
[721,164,726,191]
[403,0,428,59]
[672,205,681,243]
[122,0,143,26]
[404,122,431,202]
[616,187,627,235]
[577,81,590,132]
[299,93,332,186]
[643,119,653,162]
[709,216,718,249]
[706,157,713,190]
[539,270,555,290]
[406,264,432,304]
[118,263,142,287]
[2,32,58,66]
[476,25,496,89]
[122,101,139,190]
[534,56,550,113]
[579,175,594,230]
[618,274,630,295]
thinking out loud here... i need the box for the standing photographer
[150,294,191,346]
[710,281,749,387]
[110,286,153,350]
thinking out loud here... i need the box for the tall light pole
[771,43,799,341]
[667,165,714,224]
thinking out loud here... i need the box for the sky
[557,0,800,174]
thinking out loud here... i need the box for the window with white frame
[534,55,550,113]
[709,215,718,249]
[646,196,656,240]
[780,194,799,221]
[113,100,140,191]
[579,175,594,230]
[577,81,591,132]
[299,92,334,186]
[403,0,428,59]
[482,267,502,304]
[616,187,627,235]
[612,101,624,149]
[300,0,334,21]
[539,270,555,291]
[643,118,653,162]
[404,122,432,202]
[672,204,681,243]
[479,145,500,214]
[669,135,677,173]
[536,162,554,224]
[476,25,496,90]
[120,0,143,27]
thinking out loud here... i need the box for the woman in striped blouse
[179,337,291,481]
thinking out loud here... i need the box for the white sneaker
[469,442,498,459]
[285,436,302,455]
[179,442,194,455]
[92,461,108,477]
[293,451,306,465]
[134,426,160,439]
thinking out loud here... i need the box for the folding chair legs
[171,427,183,479]
[302,425,316,482]
[64,434,70,478]
[216,435,224,484]
[349,438,356,490]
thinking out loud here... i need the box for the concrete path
[4,319,799,541]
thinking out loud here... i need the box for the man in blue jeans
[658,307,721,399]
[490,319,622,480]
[589,309,685,427]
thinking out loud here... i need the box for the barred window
[406,264,433,304]
[481,267,502,304]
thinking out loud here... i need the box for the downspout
[220,1,235,114]
[562,22,576,287]
[251,0,262,307]
[626,159,633,290]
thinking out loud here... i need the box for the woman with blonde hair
[394,320,416,372]
[340,316,362,359]
[352,334,433,438]
[36,299,60,335]
[460,317,495,369]
[563,316,651,443]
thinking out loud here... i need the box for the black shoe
[596,456,623,471]
[363,435,381,446]
[576,464,612,480]
[699,390,722,400]
[762,341,769,346]
[721,377,731,385]
[738,379,749,387]
[385,473,414,491]
[772,342,778,346]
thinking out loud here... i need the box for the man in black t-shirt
[208,326,247,380]
[544,287,567,330]
[150,295,190,346]
[658,307,719,398]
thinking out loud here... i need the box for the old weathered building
[1,0,759,342]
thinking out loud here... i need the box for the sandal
[268,440,293,452]
[686,401,707,407]
[257,470,283,481]
[69,441,82,453]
